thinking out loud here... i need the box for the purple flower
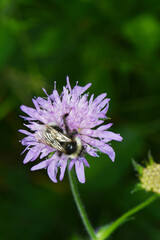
[19,77,122,183]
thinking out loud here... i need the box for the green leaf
[47,151,55,159]
[132,159,144,175]
[131,183,143,194]
[148,151,154,165]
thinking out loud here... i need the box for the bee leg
[78,145,86,157]
[63,113,69,134]
[68,129,78,139]
[57,151,62,157]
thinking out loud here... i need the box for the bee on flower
[19,77,123,183]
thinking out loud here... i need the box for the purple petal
[47,160,58,183]
[19,115,35,121]
[40,148,54,159]
[81,128,116,139]
[97,123,113,131]
[86,144,99,157]
[69,159,76,170]
[30,148,42,162]
[98,98,110,110]
[66,76,72,92]
[42,88,49,96]
[59,160,68,181]
[82,157,90,167]
[20,105,37,118]
[32,99,40,111]
[101,103,109,114]
[23,145,41,164]
[24,122,42,131]
[98,144,115,161]
[19,129,33,136]
[81,135,105,147]
[101,131,123,142]
[73,83,92,96]
[80,83,92,94]
[89,94,94,105]
[36,97,50,109]
[21,145,30,155]
[31,159,50,171]
[21,136,36,146]
[75,161,85,183]
[50,89,61,105]
[80,128,94,135]
[93,93,107,105]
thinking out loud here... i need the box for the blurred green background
[0,0,160,239]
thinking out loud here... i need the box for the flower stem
[98,194,158,240]
[68,167,97,240]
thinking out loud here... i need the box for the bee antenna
[63,113,69,134]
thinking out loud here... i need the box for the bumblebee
[38,114,85,158]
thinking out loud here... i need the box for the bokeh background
[1,0,160,239]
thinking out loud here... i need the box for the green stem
[68,167,97,240]
[98,194,158,240]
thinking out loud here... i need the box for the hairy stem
[68,168,97,240]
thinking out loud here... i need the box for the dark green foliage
[0,0,160,239]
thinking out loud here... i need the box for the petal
[42,88,49,97]
[97,123,113,131]
[59,160,68,181]
[21,136,36,146]
[30,148,42,162]
[20,105,37,118]
[36,97,50,110]
[50,89,61,105]
[101,103,109,114]
[19,115,35,121]
[101,131,123,142]
[81,135,105,147]
[73,83,92,96]
[23,145,42,164]
[82,157,90,167]
[20,105,48,124]
[69,159,76,170]
[98,98,110,110]
[80,128,93,135]
[24,122,43,131]
[86,144,99,157]
[66,76,72,92]
[98,144,115,161]
[75,161,85,183]
[32,99,40,111]
[21,145,30,155]
[31,159,50,171]
[93,93,107,105]
[19,129,33,136]
[21,139,36,146]
[40,147,54,159]
[89,94,94,105]
[47,160,58,183]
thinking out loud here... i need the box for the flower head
[140,163,160,194]
[133,152,160,194]
[19,77,123,183]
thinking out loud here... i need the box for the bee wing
[44,131,66,153]
[49,139,66,152]
[49,128,71,142]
